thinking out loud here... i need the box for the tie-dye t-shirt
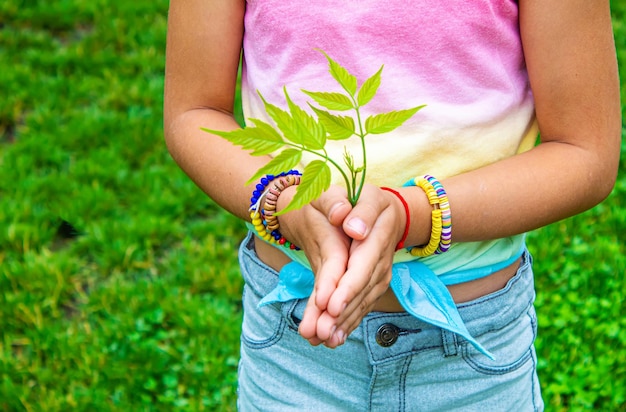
[241,0,536,274]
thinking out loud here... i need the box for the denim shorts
[237,233,544,411]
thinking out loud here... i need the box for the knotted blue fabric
[257,251,526,360]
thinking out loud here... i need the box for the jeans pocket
[238,233,288,349]
[462,305,538,375]
[241,285,287,349]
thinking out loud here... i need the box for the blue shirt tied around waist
[250,179,526,360]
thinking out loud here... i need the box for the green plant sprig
[203,50,425,215]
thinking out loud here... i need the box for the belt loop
[441,329,459,357]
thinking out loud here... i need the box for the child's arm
[163,0,252,219]
[163,0,358,325]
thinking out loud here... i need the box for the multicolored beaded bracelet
[249,170,302,210]
[409,175,452,257]
[249,170,302,250]
[424,175,452,254]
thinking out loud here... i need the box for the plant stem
[352,105,368,205]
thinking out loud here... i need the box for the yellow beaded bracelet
[410,177,444,257]
[250,210,274,243]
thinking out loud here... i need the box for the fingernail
[328,202,344,221]
[335,329,345,344]
[347,217,367,236]
[335,302,347,316]
[329,325,336,340]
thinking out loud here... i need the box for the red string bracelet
[380,187,410,251]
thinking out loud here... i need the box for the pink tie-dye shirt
[241,0,536,272]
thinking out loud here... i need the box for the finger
[329,280,389,347]
[326,238,389,317]
[331,255,390,325]
[342,185,389,240]
[311,185,352,226]
[311,310,339,346]
[310,214,395,347]
[321,287,379,349]
[323,263,391,349]
[299,289,325,345]
[313,245,349,311]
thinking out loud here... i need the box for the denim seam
[241,313,286,349]
[240,285,287,349]
[368,366,378,411]
[442,329,458,357]
[240,240,279,295]
[531,344,539,411]
[461,343,532,376]
[366,316,453,363]
[283,299,301,332]
[459,302,535,375]
[370,293,534,364]
[372,344,443,364]
[528,307,540,411]
[468,295,535,340]
[398,356,411,412]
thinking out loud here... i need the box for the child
[163,1,620,410]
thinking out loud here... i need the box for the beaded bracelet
[249,170,301,209]
[424,175,452,254]
[409,175,452,257]
[249,170,302,250]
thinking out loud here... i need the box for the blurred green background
[0,1,624,410]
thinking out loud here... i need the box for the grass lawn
[1,1,625,410]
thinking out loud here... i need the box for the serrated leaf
[246,148,303,185]
[244,119,289,154]
[201,122,284,155]
[364,105,426,135]
[284,87,326,150]
[258,91,302,145]
[310,105,355,140]
[317,49,357,96]
[276,160,331,215]
[357,65,383,107]
[301,90,354,111]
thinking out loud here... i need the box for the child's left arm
[313,0,621,348]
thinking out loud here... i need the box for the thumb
[311,185,352,226]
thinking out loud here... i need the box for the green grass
[0,1,624,410]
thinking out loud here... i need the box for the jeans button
[376,323,400,347]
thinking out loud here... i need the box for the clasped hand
[277,184,407,348]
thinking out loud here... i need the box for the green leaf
[317,49,357,96]
[301,90,354,111]
[244,119,289,154]
[246,148,302,185]
[258,91,302,145]
[357,65,383,107]
[310,105,355,140]
[201,121,284,155]
[276,160,331,215]
[284,87,326,150]
[364,105,426,135]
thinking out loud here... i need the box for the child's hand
[301,185,407,348]
[276,185,354,345]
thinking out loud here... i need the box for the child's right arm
[162,1,360,332]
